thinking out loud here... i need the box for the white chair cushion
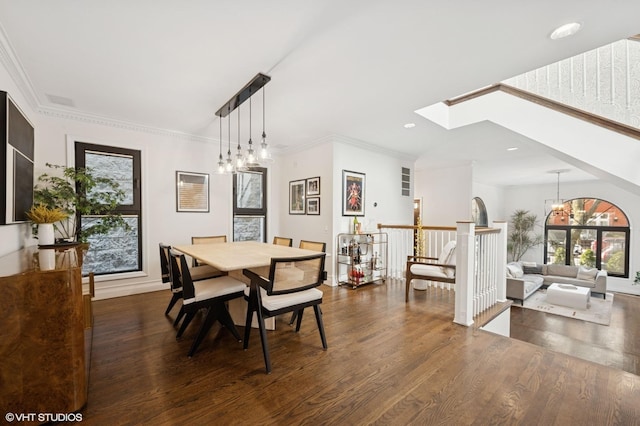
[437,241,457,264]
[184,276,246,305]
[244,286,323,312]
[410,264,449,279]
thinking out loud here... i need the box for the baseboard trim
[94,279,167,300]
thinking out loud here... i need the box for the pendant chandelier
[550,170,568,216]
[215,73,271,174]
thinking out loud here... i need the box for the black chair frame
[170,251,244,357]
[242,253,327,374]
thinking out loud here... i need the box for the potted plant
[31,163,128,243]
[507,209,544,262]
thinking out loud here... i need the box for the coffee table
[546,283,590,309]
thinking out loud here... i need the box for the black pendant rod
[216,73,271,118]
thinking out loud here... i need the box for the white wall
[4,108,237,298]
[415,163,473,226]
[276,140,333,246]
[0,57,36,257]
[504,179,640,295]
[332,139,413,232]
[472,180,506,224]
[276,137,413,285]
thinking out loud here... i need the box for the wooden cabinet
[0,245,91,418]
[335,232,387,288]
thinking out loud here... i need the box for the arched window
[544,198,630,277]
[471,197,488,227]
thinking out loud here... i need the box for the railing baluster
[378,223,506,325]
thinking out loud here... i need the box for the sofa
[506,262,607,305]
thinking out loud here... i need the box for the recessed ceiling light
[404,123,416,129]
[507,147,518,151]
[550,22,581,40]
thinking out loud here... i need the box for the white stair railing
[378,224,456,282]
[454,221,507,326]
[379,222,507,327]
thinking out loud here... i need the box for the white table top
[548,282,590,295]
[173,241,320,272]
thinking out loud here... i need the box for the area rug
[518,289,614,325]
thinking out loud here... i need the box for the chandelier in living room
[549,169,569,216]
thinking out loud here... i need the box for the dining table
[173,240,323,330]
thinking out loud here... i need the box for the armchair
[405,240,456,302]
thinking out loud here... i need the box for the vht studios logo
[5,412,83,422]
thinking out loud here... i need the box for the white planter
[38,249,56,271]
[38,223,55,246]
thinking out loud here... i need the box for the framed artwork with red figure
[342,170,365,216]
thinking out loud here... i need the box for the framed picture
[176,171,209,212]
[342,170,365,216]
[307,197,320,215]
[306,176,320,196]
[289,179,306,214]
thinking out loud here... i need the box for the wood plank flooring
[510,292,640,376]
[64,281,640,425]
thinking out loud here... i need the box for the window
[471,197,488,227]
[76,142,142,275]
[233,167,267,242]
[544,198,629,277]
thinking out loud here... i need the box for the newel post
[454,221,475,326]
[494,221,508,302]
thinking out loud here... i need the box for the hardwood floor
[510,292,640,376]
[66,281,640,425]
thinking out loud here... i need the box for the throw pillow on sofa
[576,266,598,281]
[506,262,524,278]
[522,264,543,275]
[546,263,577,278]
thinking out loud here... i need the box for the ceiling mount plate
[215,73,271,117]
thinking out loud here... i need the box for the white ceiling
[1,1,639,186]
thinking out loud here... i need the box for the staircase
[416,37,640,195]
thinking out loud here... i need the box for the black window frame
[544,198,630,278]
[75,142,142,275]
[233,167,267,242]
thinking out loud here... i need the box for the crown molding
[0,22,218,144]
[331,134,415,161]
[278,133,414,162]
[0,24,39,111]
[38,105,215,144]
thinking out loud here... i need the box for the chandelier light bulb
[246,145,256,164]
[217,154,225,174]
[260,131,268,159]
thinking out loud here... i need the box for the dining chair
[299,240,326,252]
[159,243,224,325]
[272,236,293,247]
[169,250,246,357]
[242,252,327,373]
[191,235,227,267]
[289,240,326,325]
